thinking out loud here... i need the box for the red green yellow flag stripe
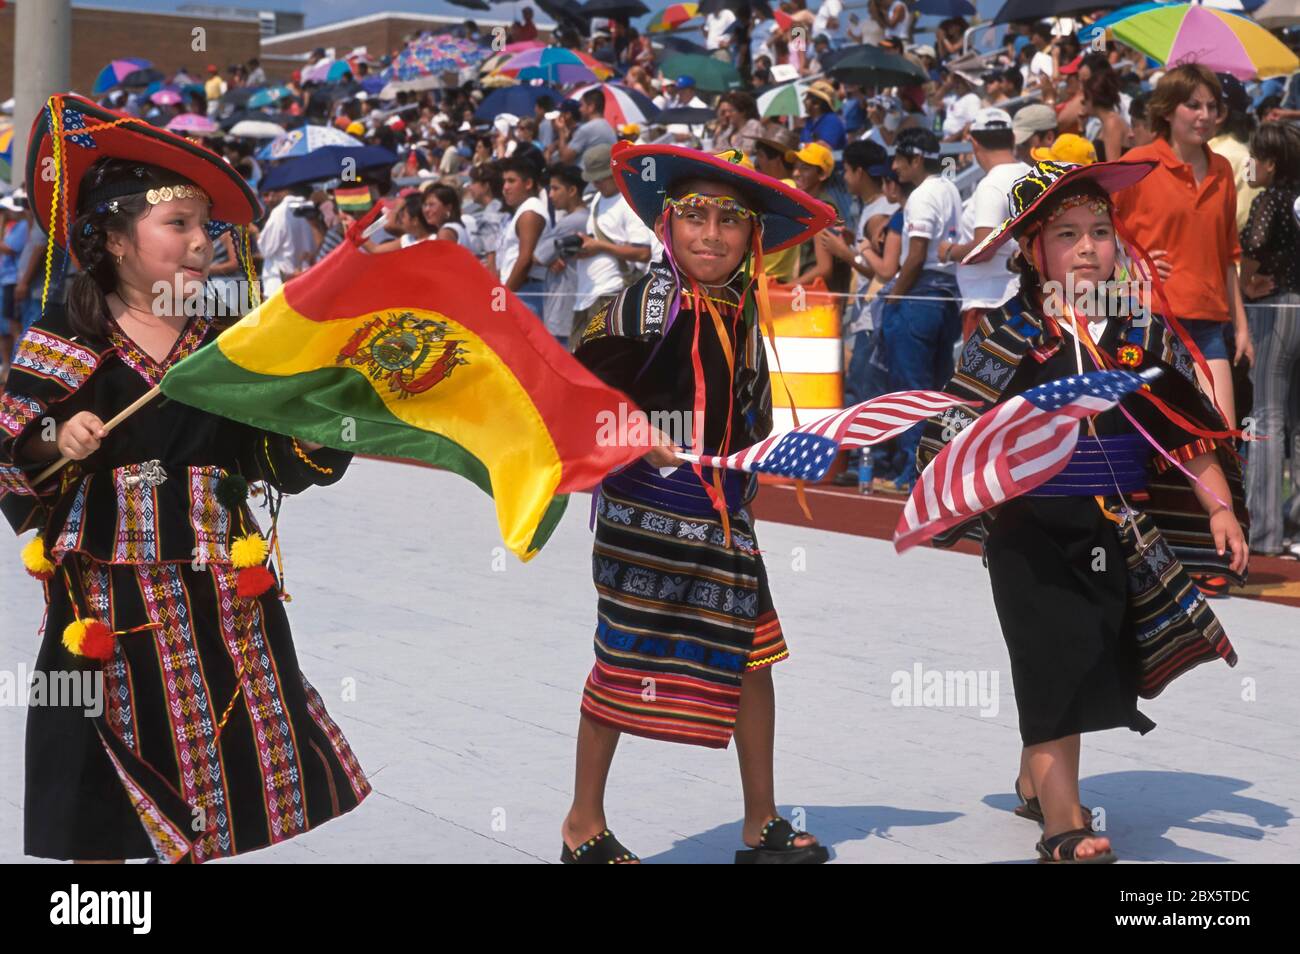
[160,232,649,560]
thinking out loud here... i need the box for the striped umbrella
[1081,3,1300,79]
[92,58,154,94]
[569,83,660,125]
[648,2,700,31]
[499,47,614,84]
[755,79,836,119]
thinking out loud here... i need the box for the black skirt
[985,494,1157,746]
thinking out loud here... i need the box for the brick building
[0,2,305,102]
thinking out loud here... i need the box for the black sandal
[560,828,640,864]
[1036,827,1117,864]
[735,816,830,865]
[1014,778,1094,831]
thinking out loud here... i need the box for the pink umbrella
[150,87,182,106]
[166,113,218,136]
[503,40,546,53]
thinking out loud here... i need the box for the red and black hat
[26,93,262,251]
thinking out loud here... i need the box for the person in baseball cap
[1012,103,1058,164]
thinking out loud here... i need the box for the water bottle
[858,455,874,495]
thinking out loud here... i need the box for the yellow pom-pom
[62,618,88,655]
[230,532,269,569]
[21,536,55,581]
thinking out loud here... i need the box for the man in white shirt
[662,76,709,144]
[704,8,737,58]
[572,143,663,340]
[257,186,318,294]
[813,0,846,48]
[497,156,550,321]
[881,127,963,490]
[939,109,1031,329]
[1027,23,1056,88]
[939,63,983,142]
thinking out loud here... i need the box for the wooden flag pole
[32,384,163,486]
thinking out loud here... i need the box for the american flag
[681,390,972,481]
[894,368,1160,553]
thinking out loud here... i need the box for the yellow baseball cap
[346,121,366,136]
[1031,133,1097,165]
[785,141,834,177]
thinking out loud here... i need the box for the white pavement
[2,458,1297,863]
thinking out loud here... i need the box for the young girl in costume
[561,142,837,864]
[0,94,369,863]
[920,159,1249,863]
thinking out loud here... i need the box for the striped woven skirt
[580,460,788,749]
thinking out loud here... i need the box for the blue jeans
[515,278,545,322]
[881,291,961,482]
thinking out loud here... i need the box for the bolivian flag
[161,223,650,560]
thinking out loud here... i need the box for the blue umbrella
[260,146,398,190]
[473,84,557,122]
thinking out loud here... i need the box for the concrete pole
[11,0,72,189]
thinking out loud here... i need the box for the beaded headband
[144,183,211,206]
[664,192,757,220]
[1043,193,1111,225]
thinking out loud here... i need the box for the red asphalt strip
[365,456,1300,610]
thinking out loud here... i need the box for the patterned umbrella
[499,47,614,84]
[256,125,363,161]
[1081,3,1300,79]
[648,2,700,30]
[568,83,660,125]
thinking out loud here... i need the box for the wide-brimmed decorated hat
[962,159,1157,265]
[26,93,262,252]
[609,140,837,254]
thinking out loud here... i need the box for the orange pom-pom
[236,565,276,599]
[80,620,116,661]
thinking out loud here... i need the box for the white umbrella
[229,119,287,139]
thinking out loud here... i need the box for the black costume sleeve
[241,432,353,496]
[0,305,109,534]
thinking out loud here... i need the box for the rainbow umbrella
[648,2,700,32]
[1081,3,1300,79]
[92,58,154,94]
[499,48,613,84]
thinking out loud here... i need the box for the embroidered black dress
[1,305,370,862]
[919,296,1245,747]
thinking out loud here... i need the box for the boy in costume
[561,141,837,864]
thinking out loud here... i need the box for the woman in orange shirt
[1112,64,1254,428]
